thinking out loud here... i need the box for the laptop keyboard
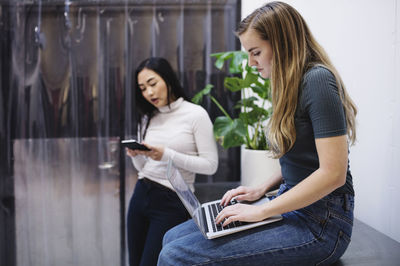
[208,202,246,232]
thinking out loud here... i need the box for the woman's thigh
[159,214,320,266]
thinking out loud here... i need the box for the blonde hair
[237,1,357,158]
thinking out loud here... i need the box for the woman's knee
[158,242,179,266]
[162,228,174,247]
[162,220,193,246]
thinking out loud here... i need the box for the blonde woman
[158,2,357,265]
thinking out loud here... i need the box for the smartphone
[121,139,151,151]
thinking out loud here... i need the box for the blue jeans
[127,178,190,266]
[158,183,354,266]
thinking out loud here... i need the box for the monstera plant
[192,51,272,150]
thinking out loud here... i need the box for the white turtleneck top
[130,97,218,191]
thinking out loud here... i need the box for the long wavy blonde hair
[236,1,357,158]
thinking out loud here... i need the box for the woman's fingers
[235,192,252,202]
[140,144,164,161]
[220,190,230,206]
[220,186,249,206]
[235,186,261,202]
[215,205,234,224]
[126,144,164,161]
[220,189,238,206]
[221,215,238,227]
[215,204,264,226]
[215,205,244,227]
[126,148,139,157]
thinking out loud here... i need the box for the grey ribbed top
[279,66,354,195]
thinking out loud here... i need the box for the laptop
[166,160,282,239]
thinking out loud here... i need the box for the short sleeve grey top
[279,66,354,195]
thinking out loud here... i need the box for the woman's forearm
[259,169,283,195]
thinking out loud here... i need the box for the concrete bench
[194,182,400,266]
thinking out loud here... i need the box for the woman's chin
[260,72,269,79]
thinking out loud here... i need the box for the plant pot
[240,146,280,187]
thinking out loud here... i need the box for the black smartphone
[121,139,151,151]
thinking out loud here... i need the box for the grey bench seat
[333,219,400,266]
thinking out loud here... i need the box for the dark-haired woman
[126,57,218,266]
[158,2,357,265]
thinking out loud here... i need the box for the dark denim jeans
[158,183,354,266]
[127,178,189,266]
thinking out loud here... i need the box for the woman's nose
[248,55,257,67]
[147,87,154,95]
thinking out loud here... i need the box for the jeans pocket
[299,202,329,238]
[301,206,328,224]
[316,230,351,266]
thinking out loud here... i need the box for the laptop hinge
[201,206,209,233]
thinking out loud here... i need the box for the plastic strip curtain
[0,0,239,265]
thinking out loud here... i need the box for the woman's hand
[215,204,267,227]
[142,144,165,161]
[220,186,265,207]
[126,148,141,157]
[126,143,165,161]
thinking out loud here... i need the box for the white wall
[241,0,400,243]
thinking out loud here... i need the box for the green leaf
[251,84,267,99]
[244,63,257,73]
[234,97,258,110]
[213,117,247,149]
[229,51,247,74]
[251,79,270,99]
[191,84,214,104]
[240,111,258,125]
[224,77,243,92]
[249,128,269,150]
[254,106,271,120]
[213,116,233,137]
[240,108,269,125]
[210,51,226,57]
[210,51,247,74]
[243,71,259,87]
[213,52,233,70]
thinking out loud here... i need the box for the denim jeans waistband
[140,178,174,193]
[323,193,354,212]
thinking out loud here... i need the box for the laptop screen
[166,160,201,216]
[166,160,208,236]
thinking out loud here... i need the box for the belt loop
[343,194,349,212]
